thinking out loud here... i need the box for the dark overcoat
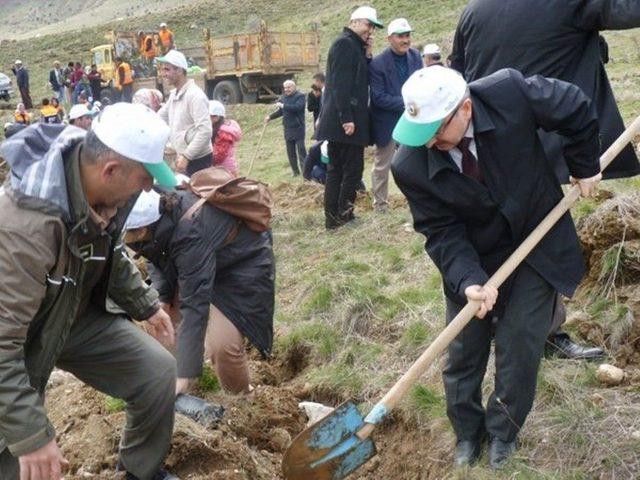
[269,90,306,141]
[449,0,640,181]
[369,47,423,147]
[392,69,600,306]
[315,28,370,146]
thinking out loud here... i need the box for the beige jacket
[159,79,213,160]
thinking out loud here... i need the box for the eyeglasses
[434,103,461,137]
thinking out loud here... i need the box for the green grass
[197,363,221,393]
[105,396,126,413]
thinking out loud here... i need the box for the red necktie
[458,137,484,183]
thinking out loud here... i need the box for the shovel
[282,116,640,480]
[247,120,268,177]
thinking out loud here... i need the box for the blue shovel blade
[282,402,377,480]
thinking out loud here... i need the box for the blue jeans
[72,83,92,104]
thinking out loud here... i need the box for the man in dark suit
[315,6,383,229]
[391,66,601,468]
[369,18,422,213]
[265,79,307,176]
[11,60,32,110]
[449,0,640,359]
[49,61,64,105]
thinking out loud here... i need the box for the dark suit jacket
[269,90,306,141]
[315,28,370,146]
[369,47,423,147]
[391,69,600,305]
[49,69,63,92]
[450,0,640,181]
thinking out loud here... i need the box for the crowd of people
[0,2,639,480]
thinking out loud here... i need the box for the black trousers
[186,152,213,176]
[324,142,364,228]
[119,84,133,103]
[285,139,307,175]
[443,263,554,443]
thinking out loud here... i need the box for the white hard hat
[350,6,383,28]
[387,18,412,36]
[92,103,176,187]
[393,66,467,147]
[208,100,226,117]
[68,104,96,121]
[156,49,188,70]
[126,189,162,229]
[423,43,441,56]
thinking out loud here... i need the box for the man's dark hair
[41,98,50,106]
[68,62,74,68]
[75,62,81,68]
[115,56,122,62]
[313,72,326,83]
[82,130,112,163]
[91,64,97,69]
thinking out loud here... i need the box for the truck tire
[213,80,242,104]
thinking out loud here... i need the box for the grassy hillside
[1,2,640,479]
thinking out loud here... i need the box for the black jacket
[269,90,306,141]
[392,69,600,306]
[12,67,29,90]
[49,69,63,92]
[133,190,275,378]
[315,27,371,146]
[307,90,321,122]
[450,0,640,181]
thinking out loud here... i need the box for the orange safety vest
[142,35,156,59]
[159,29,173,47]
[115,62,133,87]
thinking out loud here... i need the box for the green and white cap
[392,66,467,147]
[387,18,412,36]
[350,6,384,28]
[92,102,177,187]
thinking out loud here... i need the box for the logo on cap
[407,102,419,117]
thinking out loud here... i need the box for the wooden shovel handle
[357,115,640,441]
[247,121,268,177]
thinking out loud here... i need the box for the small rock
[631,431,640,441]
[590,393,605,406]
[299,401,334,426]
[595,364,625,386]
[403,222,414,233]
[269,427,291,452]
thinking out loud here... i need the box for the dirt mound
[271,181,407,215]
[572,193,640,369]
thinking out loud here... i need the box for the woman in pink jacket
[209,100,241,176]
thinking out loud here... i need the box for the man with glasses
[369,18,422,213]
[315,6,384,229]
[391,67,601,469]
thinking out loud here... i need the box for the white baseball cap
[14,60,22,65]
[392,66,468,147]
[350,6,383,28]
[387,18,412,36]
[209,100,226,117]
[156,49,188,70]
[159,22,167,27]
[68,104,96,121]
[423,43,441,56]
[126,189,162,229]
[92,102,177,187]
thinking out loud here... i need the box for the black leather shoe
[545,332,604,360]
[488,437,517,469]
[453,439,483,467]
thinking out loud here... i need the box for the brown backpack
[180,166,273,232]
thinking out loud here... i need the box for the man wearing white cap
[158,23,175,54]
[315,6,383,229]
[422,43,443,67]
[368,18,422,213]
[391,67,601,468]
[68,103,96,130]
[157,49,213,176]
[0,103,179,480]
[11,60,32,109]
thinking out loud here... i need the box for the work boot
[545,332,604,360]
[175,393,225,428]
[453,438,483,467]
[488,437,517,469]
